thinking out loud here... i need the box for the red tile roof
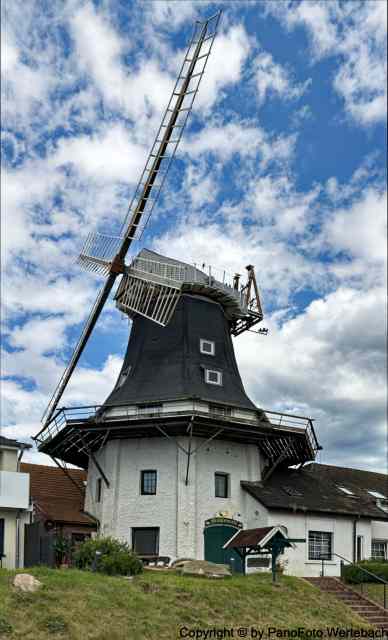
[20,463,96,527]
[223,527,274,549]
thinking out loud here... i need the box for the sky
[1,0,387,473]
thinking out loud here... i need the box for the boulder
[13,573,42,593]
[176,560,231,578]
[170,558,195,569]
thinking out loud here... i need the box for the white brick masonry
[85,436,264,560]
[84,438,388,575]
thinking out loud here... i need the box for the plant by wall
[73,537,143,576]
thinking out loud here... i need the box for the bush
[342,560,388,584]
[73,536,143,576]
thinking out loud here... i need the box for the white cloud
[149,0,196,27]
[184,120,296,166]
[267,0,387,126]
[235,284,386,471]
[196,24,251,111]
[254,51,310,104]
[8,317,69,356]
[51,124,147,182]
[324,188,387,263]
[70,3,175,130]
[1,353,123,465]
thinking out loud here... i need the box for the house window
[215,472,229,498]
[200,339,215,356]
[141,470,157,495]
[205,369,222,386]
[132,527,159,556]
[308,531,332,560]
[0,519,4,559]
[96,478,102,503]
[371,540,387,561]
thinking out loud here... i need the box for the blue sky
[1,0,386,472]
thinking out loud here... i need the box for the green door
[204,523,243,573]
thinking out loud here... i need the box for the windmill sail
[41,12,222,428]
[78,12,221,275]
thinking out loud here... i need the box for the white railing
[129,257,248,312]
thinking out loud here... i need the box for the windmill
[34,13,320,559]
[39,10,265,431]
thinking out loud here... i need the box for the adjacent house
[0,436,31,569]
[20,463,97,546]
[242,463,388,576]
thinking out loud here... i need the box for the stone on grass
[170,558,195,569]
[13,573,42,593]
[176,560,231,578]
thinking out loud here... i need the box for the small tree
[53,534,72,567]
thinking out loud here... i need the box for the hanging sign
[204,517,243,528]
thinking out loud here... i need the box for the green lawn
[0,568,373,640]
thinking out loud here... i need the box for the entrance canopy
[224,526,305,579]
[223,526,294,553]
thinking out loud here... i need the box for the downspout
[15,510,21,569]
[16,445,29,567]
[352,515,360,563]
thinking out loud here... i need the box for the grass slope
[0,568,372,640]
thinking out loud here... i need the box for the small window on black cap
[200,339,215,356]
[205,369,222,386]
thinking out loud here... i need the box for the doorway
[203,520,243,573]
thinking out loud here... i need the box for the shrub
[53,534,72,565]
[73,536,143,576]
[342,560,388,584]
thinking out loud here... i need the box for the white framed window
[371,539,387,561]
[200,339,215,356]
[96,478,102,503]
[308,531,332,560]
[205,369,222,386]
[215,472,229,498]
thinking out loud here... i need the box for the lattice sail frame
[77,13,221,276]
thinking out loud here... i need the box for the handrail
[333,552,387,610]
[334,552,388,585]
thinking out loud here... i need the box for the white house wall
[265,510,388,577]
[85,436,264,560]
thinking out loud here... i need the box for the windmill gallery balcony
[34,402,320,472]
